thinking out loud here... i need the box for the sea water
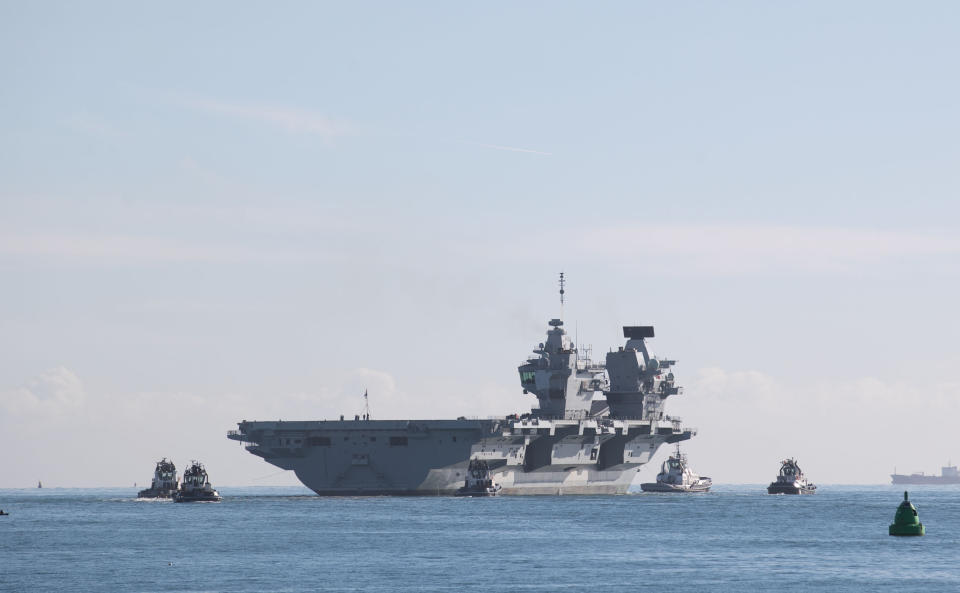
[2,485,958,592]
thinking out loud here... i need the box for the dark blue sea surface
[2,485,958,592]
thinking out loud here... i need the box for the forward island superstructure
[228,288,696,495]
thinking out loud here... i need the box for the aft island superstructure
[228,297,696,495]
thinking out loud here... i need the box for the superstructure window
[307,436,331,447]
[520,371,536,385]
[389,436,408,447]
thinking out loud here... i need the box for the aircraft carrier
[228,281,696,495]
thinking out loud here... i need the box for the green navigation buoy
[889,491,925,536]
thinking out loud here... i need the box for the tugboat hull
[173,493,221,503]
[640,482,711,493]
[137,488,176,499]
[454,486,501,497]
[767,483,816,495]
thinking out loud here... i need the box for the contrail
[472,142,552,155]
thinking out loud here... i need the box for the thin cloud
[471,142,552,155]
[0,232,337,264]
[180,96,350,138]
[576,224,960,275]
[458,223,960,276]
[63,113,126,140]
[1,367,86,416]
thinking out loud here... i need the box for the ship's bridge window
[389,436,408,447]
[520,371,536,385]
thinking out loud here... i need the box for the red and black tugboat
[173,461,222,502]
[767,458,816,495]
[455,459,501,497]
[138,458,179,499]
[640,445,712,493]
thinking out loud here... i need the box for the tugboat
[455,459,502,497]
[767,458,817,495]
[0,509,8,516]
[137,458,179,498]
[640,446,712,493]
[173,461,222,503]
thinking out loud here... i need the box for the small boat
[455,458,501,497]
[640,446,712,492]
[767,458,816,494]
[0,510,9,516]
[173,461,222,502]
[138,458,179,499]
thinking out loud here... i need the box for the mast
[559,271,565,322]
[363,389,371,420]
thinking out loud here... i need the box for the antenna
[363,389,370,420]
[559,271,565,321]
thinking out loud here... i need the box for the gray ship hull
[891,474,960,485]
[298,465,638,496]
[228,417,693,496]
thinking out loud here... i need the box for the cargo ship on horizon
[891,464,960,485]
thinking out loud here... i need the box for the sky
[2,1,959,487]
